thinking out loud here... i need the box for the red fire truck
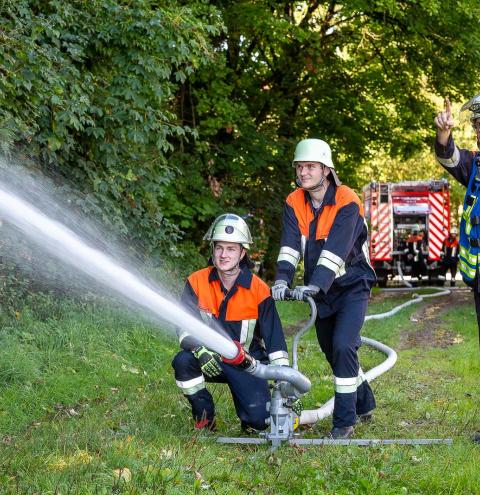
[363,180,450,286]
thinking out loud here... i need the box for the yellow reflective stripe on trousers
[334,376,357,394]
[176,375,205,395]
[356,368,366,387]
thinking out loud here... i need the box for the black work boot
[357,410,374,423]
[327,426,354,439]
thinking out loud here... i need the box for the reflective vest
[459,153,480,282]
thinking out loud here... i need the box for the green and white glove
[288,397,303,416]
[193,346,222,378]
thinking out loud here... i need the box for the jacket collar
[208,265,252,289]
[303,181,337,207]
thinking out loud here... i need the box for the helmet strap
[295,164,330,192]
[296,174,329,192]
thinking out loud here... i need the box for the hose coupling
[222,340,256,372]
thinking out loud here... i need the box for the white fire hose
[299,287,450,425]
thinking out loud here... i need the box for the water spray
[0,181,310,396]
[0,185,238,358]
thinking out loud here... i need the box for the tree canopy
[1,0,480,275]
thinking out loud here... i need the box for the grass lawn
[0,288,479,494]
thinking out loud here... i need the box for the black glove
[193,346,222,378]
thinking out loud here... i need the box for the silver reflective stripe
[334,376,357,394]
[240,319,249,344]
[317,249,346,278]
[357,368,366,386]
[362,220,375,272]
[269,350,289,366]
[277,246,301,268]
[176,375,205,395]
[178,331,190,344]
[240,319,256,349]
[301,235,307,255]
[436,146,460,168]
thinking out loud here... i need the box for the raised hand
[434,97,454,132]
[434,97,454,146]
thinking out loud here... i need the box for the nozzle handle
[222,340,256,371]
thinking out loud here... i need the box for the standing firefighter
[172,214,291,431]
[435,96,480,338]
[435,96,480,444]
[441,228,459,287]
[405,227,427,282]
[271,139,376,439]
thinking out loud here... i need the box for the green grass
[0,291,479,494]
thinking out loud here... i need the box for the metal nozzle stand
[217,291,453,450]
[217,293,315,449]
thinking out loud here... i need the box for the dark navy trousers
[172,350,270,430]
[315,293,376,428]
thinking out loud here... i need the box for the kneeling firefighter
[172,214,293,431]
[271,138,377,439]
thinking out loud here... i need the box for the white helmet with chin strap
[292,138,341,188]
[203,213,252,250]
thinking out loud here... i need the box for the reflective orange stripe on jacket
[286,186,364,240]
[187,267,270,321]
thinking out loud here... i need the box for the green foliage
[168,0,480,274]
[0,0,222,253]
[2,0,480,279]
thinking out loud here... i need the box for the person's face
[473,118,480,146]
[295,161,330,189]
[213,241,245,272]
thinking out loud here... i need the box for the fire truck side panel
[368,183,393,262]
[427,188,450,261]
[363,180,450,286]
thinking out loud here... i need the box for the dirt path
[382,288,473,349]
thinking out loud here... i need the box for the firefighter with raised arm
[441,228,459,287]
[271,139,377,439]
[172,214,293,432]
[435,96,480,336]
[435,96,480,444]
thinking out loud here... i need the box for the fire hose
[218,287,454,448]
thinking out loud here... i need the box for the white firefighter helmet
[203,213,252,249]
[460,93,480,123]
[292,138,341,186]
